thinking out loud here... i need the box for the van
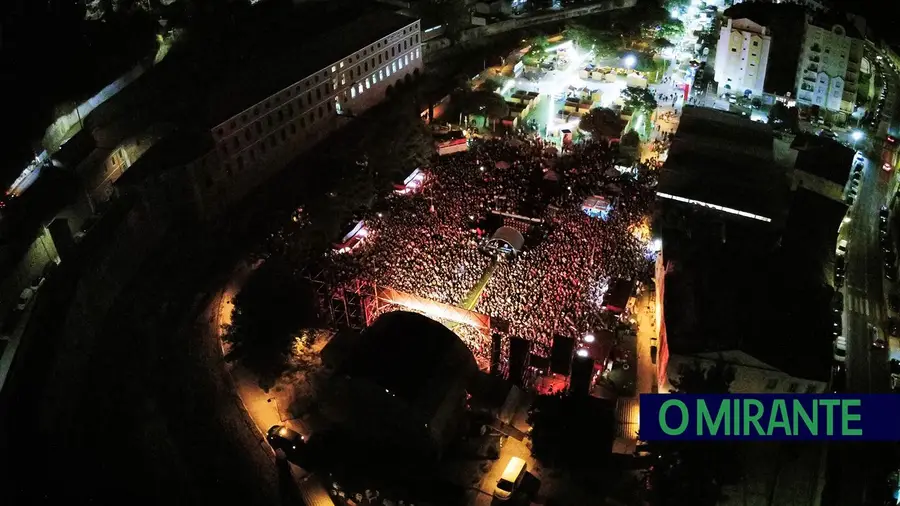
[494,456,527,501]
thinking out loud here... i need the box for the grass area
[460,261,498,311]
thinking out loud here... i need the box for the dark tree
[669,360,735,394]
[768,102,800,132]
[223,259,317,390]
[455,89,510,121]
[580,107,626,139]
[622,86,659,113]
[528,395,614,477]
[643,360,737,506]
[360,101,435,186]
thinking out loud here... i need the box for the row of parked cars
[0,263,55,341]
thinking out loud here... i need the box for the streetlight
[623,54,637,70]
[851,130,864,151]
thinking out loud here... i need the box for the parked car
[833,336,847,363]
[881,206,890,224]
[266,425,304,453]
[890,360,900,392]
[30,275,45,291]
[832,292,844,313]
[869,325,887,349]
[831,363,846,393]
[837,239,848,256]
[882,235,892,253]
[832,314,842,336]
[15,287,34,311]
[889,317,900,337]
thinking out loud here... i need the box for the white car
[833,336,847,363]
[837,240,848,256]
[15,287,34,311]
[869,325,887,349]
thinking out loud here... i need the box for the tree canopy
[455,89,510,119]
[642,360,737,506]
[768,102,800,132]
[669,360,735,394]
[529,395,615,474]
[662,0,690,13]
[622,86,659,112]
[580,107,626,139]
[360,100,435,186]
[223,259,318,390]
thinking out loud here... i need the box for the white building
[663,350,828,394]
[794,16,863,118]
[714,18,772,97]
[728,0,828,13]
[188,12,424,218]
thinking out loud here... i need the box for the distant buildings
[190,11,423,217]
[714,17,772,97]
[793,15,864,118]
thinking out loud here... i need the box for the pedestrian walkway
[846,292,882,319]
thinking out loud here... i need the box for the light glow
[656,192,773,223]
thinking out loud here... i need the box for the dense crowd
[328,135,656,362]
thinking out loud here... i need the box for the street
[843,154,893,395]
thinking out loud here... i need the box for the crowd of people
[326,134,657,363]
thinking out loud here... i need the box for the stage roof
[490,226,525,252]
[322,311,477,417]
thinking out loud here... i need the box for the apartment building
[794,15,863,118]
[713,18,772,97]
[186,11,423,218]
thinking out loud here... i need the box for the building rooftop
[790,132,855,186]
[205,9,417,126]
[114,129,214,187]
[660,186,839,383]
[807,11,865,39]
[658,107,786,221]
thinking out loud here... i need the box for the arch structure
[486,226,525,256]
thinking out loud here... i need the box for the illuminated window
[405,55,409,65]
[358,84,364,94]
[391,62,396,72]
[351,87,356,98]
[340,61,345,68]
[386,66,391,76]
[331,65,336,72]
[341,73,346,85]
[415,48,420,59]
[399,60,404,69]
[365,78,370,89]
[379,70,384,80]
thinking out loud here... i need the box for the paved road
[843,154,892,396]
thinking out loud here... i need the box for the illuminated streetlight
[623,54,637,69]
[576,349,590,358]
[584,333,595,343]
[851,130,864,151]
